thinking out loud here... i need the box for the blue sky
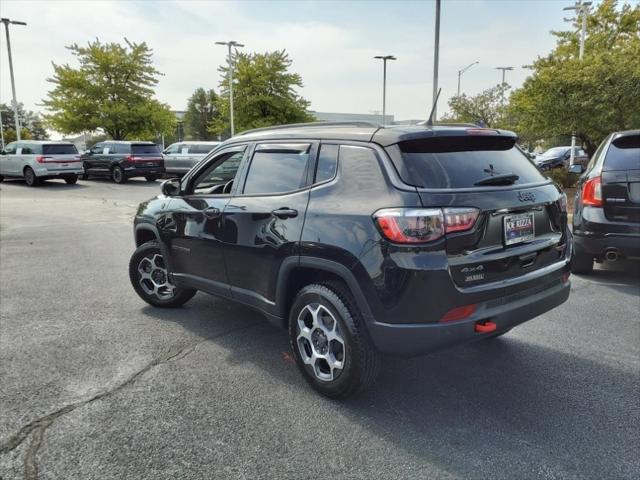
[1,0,574,126]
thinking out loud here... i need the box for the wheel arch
[275,256,376,330]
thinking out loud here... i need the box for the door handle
[203,207,221,219]
[271,208,298,219]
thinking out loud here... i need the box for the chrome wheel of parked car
[129,241,197,308]
[296,303,346,382]
[138,253,175,300]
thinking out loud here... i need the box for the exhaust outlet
[604,249,620,262]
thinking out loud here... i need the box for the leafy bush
[545,168,578,189]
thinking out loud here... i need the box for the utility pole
[495,66,514,104]
[215,40,244,137]
[457,61,479,97]
[1,18,27,141]
[373,55,396,125]
[563,1,591,165]
[431,0,441,121]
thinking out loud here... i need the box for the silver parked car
[163,141,221,175]
[0,140,84,186]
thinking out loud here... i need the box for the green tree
[1,103,48,142]
[447,84,510,128]
[42,38,175,140]
[209,50,314,137]
[184,88,219,140]
[508,0,640,155]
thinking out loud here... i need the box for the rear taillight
[582,176,602,207]
[440,304,477,322]
[443,208,480,233]
[374,207,479,244]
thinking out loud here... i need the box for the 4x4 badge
[518,191,536,202]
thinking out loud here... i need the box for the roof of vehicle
[612,129,640,139]
[229,122,517,147]
[13,140,76,144]
[168,141,221,145]
[100,140,157,144]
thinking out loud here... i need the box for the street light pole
[373,55,396,125]
[1,18,27,142]
[495,66,514,104]
[432,0,441,121]
[563,1,591,165]
[457,61,479,97]
[216,40,244,137]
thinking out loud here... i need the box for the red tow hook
[474,321,497,334]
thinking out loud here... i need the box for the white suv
[0,140,83,186]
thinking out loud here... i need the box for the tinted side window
[4,142,17,154]
[604,135,640,171]
[112,144,129,154]
[164,143,181,154]
[190,144,217,154]
[243,144,311,195]
[21,144,35,154]
[315,144,339,183]
[90,143,104,154]
[192,150,245,194]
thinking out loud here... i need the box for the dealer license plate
[504,212,535,246]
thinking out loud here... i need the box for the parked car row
[535,146,589,171]
[0,140,220,186]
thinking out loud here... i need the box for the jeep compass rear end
[129,123,571,398]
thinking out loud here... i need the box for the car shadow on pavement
[140,293,639,479]
[574,259,640,296]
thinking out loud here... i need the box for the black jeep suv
[81,141,164,183]
[570,130,640,273]
[129,122,572,398]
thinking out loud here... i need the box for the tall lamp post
[563,0,591,165]
[457,61,478,97]
[373,55,396,125]
[495,66,514,104]
[215,40,244,137]
[1,17,27,141]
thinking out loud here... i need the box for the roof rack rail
[238,121,380,136]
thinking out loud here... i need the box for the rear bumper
[368,276,570,356]
[123,165,165,178]
[35,166,83,177]
[574,232,640,258]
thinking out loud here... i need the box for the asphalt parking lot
[1,178,639,480]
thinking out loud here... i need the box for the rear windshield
[387,136,546,189]
[604,135,640,171]
[190,144,217,154]
[43,144,78,155]
[132,144,161,154]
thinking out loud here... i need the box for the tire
[129,241,197,308]
[81,163,89,180]
[65,175,78,185]
[145,175,158,182]
[112,166,127,184]
[288,281,381,399]
[572,250,594,274]
[0,175,4,182]
[24,167,40,187]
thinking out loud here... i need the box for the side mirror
[568,164,584,174]
[161,178,181,197]
[84,150,92,156]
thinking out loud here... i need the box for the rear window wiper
[474,173,520,186]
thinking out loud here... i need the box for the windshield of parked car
[540,147,568,157]
[387,135,546,189]
[43,144,78,155]
[132,144,161,154]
